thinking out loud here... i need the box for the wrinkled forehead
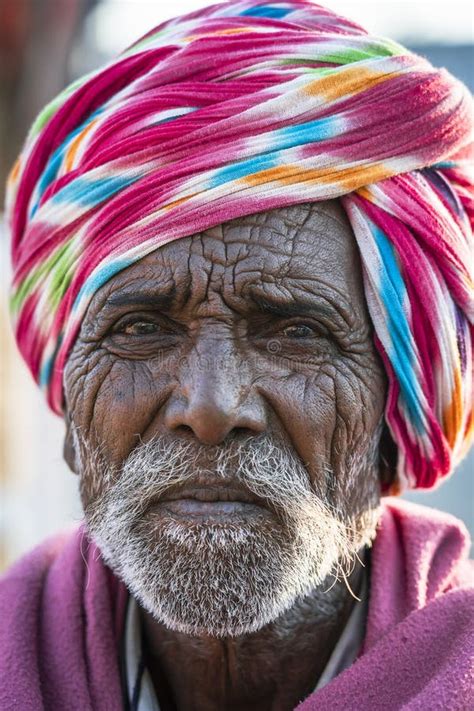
[83,201,368,323]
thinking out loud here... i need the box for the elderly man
[1,1,473,709]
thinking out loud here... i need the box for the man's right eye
[119,320,161,336]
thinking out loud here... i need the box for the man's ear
[63,414,79,475]
[379,422,398,493]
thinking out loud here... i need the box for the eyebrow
[104,291,176,311]
[249,294,347,322]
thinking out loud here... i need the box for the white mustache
[86,433,337,528]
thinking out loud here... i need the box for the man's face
[64,201,387,636]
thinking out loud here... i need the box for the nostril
[175,424,194,437]
[233,426,256,438]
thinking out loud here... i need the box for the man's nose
[164,343,267,445]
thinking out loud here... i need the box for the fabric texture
[5,0,474,491]
[0,498,472,710]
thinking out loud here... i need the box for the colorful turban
[5,0,473,491]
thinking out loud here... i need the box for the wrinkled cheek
[258,361,383,510]
[257,365,339,497]
[329,375,383,514]
[67,356,175,470]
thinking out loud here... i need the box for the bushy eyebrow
[248,293,352,325]
[105,292,176,311]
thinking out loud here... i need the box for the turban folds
[5,0,474,491]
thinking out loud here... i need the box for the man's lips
[147,483,271,520]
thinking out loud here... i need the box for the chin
[93,514,353,638]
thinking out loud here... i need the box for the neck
[138,559,366,711]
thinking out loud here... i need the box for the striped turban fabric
[5,0,474,492]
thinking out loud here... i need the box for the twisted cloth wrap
[5,0,474,491]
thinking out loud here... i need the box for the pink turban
[5,0,473,491]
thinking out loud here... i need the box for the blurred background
[1,0,473,571]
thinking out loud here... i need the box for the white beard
[81,433,380,637]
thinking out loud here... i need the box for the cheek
[258,356,385,501]
[259,365,338,484]
[66,349,175,468]
[328,360,385,511]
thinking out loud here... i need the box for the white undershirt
[124,569,368,710]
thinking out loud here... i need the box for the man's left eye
[121,321,160,336]
[282,324,317,338]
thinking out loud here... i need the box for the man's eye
[282,324,317,338]
[120,321,160,336]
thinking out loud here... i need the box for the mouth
[146,483,272,522]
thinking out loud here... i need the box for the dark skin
[63,200,389,711]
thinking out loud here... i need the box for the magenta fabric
[0,498,472,710]
[0,527,128,710]
[298,500,474,710]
